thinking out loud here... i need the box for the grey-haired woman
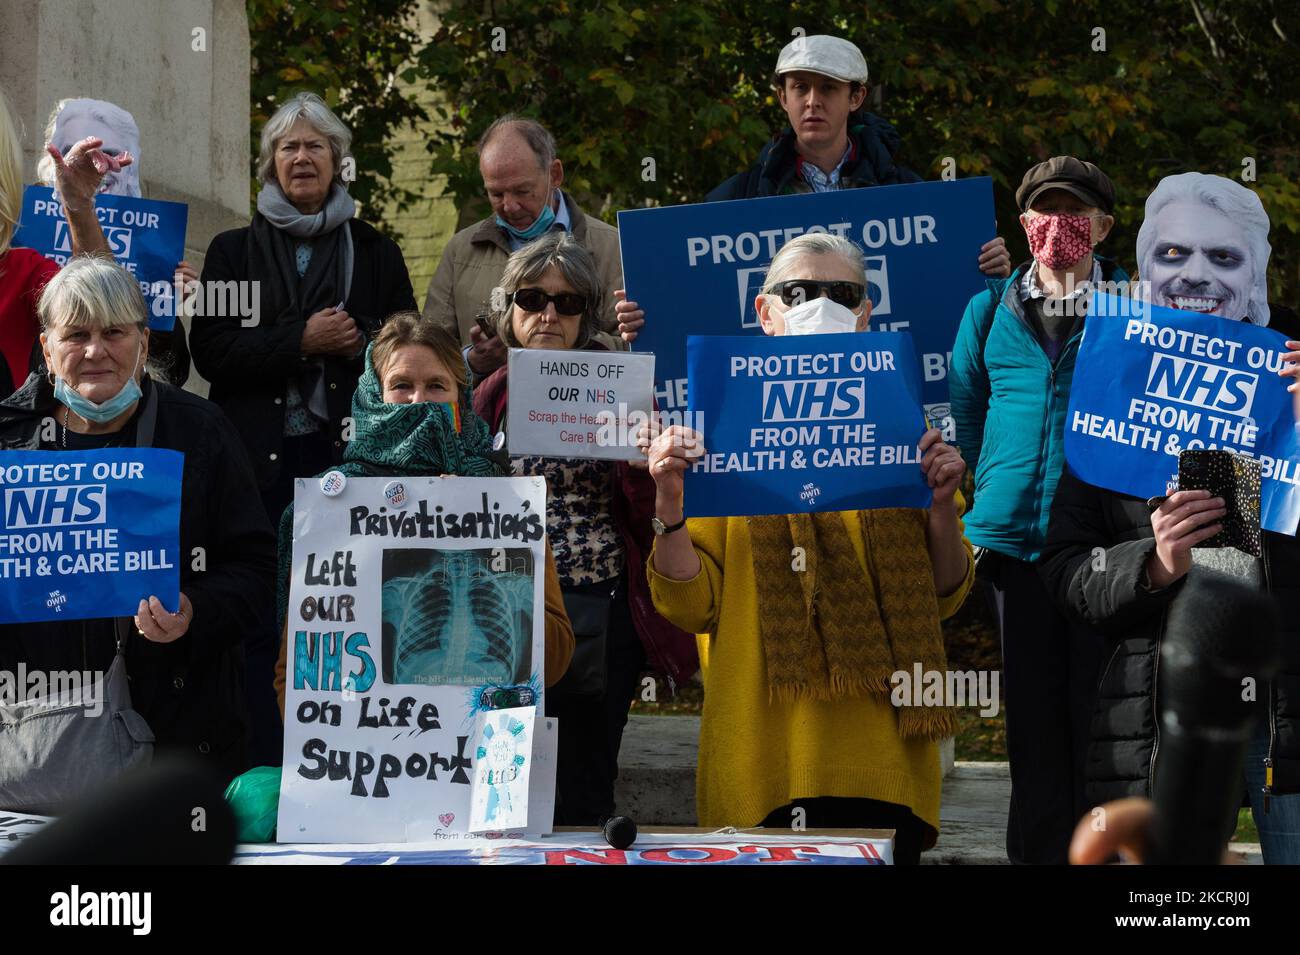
[0,257,275,800]
[189,92,416,765]
[473,232,698,826]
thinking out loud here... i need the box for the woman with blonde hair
[0,88,123,396]
[271,312,574,717]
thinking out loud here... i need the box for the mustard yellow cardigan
[647,498,975,844]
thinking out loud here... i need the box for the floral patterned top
[511,454,624,586]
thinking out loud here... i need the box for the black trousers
[984,550,1103,864]
[759,797,927,865]
[546,573,646,825]
[250,432,335,769]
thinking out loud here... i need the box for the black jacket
[0,374,277,782]
[1038,307,1300,805]
[189,218,416,492]
[705,114,923,202]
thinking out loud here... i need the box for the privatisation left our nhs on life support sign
[0,449,183,624]
[13,185,188,332]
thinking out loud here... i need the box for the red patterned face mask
[1023,212,1094,270]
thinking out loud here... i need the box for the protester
[189,92,416,764]
[470,233,698,824]
[640,234,974,863]
[1039,173,1300,865]
[948,156,1123,864]
[421,115,623,378]
[0,256,276,789]
[35,97,198,387]
[272,312,575,716]
[192,91,416,520]
[617,35,1011,345]
[0,89,117,398]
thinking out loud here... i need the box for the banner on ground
[278,474,551,843]
[684,331,932,516]
[505,348,655,460]
[617,176,995,432]
[236,830,894,865]
[13,185,188,330]
[0,449,182,623]
[1065,292,1300,534]
[0,812,52,857]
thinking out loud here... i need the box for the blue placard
[684,331,933,517]
[1065,292,1300,535]
[618,177,995,426]
[12,185,188,331]
[0,449,184,623]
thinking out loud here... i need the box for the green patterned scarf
[275,343,505,629]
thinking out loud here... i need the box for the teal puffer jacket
[949,257,1128,561]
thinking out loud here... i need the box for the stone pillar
[1,0,251,395]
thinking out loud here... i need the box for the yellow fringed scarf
[747,509,958,740]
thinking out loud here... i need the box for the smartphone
[1176,448,1262,556]
[475,314,497,339]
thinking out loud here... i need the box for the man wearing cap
[615,35,1008,343]
[949,156,1125,864]
[705,34,1009,276]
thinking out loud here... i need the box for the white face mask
[780,295,860,335]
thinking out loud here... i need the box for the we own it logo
[799,483,822,507]
[46,590,68,613]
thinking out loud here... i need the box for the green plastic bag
[224,766,281,843]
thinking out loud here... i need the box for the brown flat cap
[1016,156,1116,214]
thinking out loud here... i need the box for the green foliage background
[249,0,1300,302]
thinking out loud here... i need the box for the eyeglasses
[512,287,588,316]
[772,279,865,309]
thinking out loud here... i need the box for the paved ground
[616,715,1263,865]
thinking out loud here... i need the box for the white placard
[526,716,558,835]
[468,705,535,832]
[278,475,549,843]
[505,348,655,460]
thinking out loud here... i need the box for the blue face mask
[55,346,144,424]
[495,191,557,242]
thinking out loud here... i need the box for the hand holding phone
[1176,449,1262,557]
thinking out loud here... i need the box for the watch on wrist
[651,515,687,536]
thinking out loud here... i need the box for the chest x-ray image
[381,547,535,687]
[1136,171,1271,325]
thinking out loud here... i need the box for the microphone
[599,814,637,850]
[1146,568,1281,865]
[1,756,237,865]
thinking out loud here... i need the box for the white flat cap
[775,34,868,84]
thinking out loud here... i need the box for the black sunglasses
[774,279,865,309]
[512,287,588,316]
